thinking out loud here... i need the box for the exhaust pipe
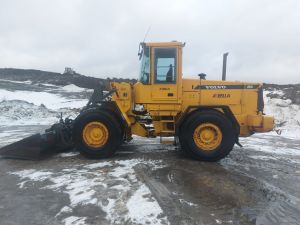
[222,52,229,81]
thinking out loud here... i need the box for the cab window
[138,46,150,84]
[154,48,177,84]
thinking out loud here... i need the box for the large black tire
[73,110,123,159]
[179,110,235,161]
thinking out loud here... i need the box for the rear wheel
[179,110,235,161]
[73,110,122,159]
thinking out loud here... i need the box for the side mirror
[138,42,145,60]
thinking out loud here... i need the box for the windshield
[138,46,150,84]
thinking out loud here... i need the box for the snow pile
[242,134,300,157]
[0,81,91,126]
[10,159,169,225]
[0,100,78,126]
[0,89,87,110]
[264,90,300,139]
[60,84,87,92]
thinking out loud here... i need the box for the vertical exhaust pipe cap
[222,52,229,81]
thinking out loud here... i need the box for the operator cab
[136,41,184,103]
[138,41,183,85]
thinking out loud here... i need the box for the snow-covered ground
[10,158,169,225]
[0,80,171,224]
[4,133,300,225]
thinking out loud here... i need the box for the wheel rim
[193,123,222,151]
[82,122,109,148]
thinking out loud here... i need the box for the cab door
[151,47,179,102]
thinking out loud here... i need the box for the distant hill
[0,68,137,90]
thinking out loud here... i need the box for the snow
[0,129,23,139]
[39,83,59,87]
[84,161,112,169]
[264,90,300,139]
[215,219,222,224]
[63,216,86,225]
[60,84,87,92]
[0,89,87,110]
[47,172,99,207]
[59,152,80,158]
[11,169,53,182]
[0,100,78,126]
[255,143,300,156]
[249,155,276,161]
[0,81,87,126]
[55,206,73,217]
[10,159,167,225]
[10,169,53,188]
[126,184,168,225]
[0,78,32,84]
[266,129,300,140]
[178,198,198,206]
[241,135,300,156]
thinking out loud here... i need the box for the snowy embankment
[264,89,300,139]
[0,83,88,110]
[0,80,89,126]
[0,100,78,126]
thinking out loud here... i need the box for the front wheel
[73,110,122,159]
[179,110,236,161]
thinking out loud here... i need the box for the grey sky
[0,0,299,84]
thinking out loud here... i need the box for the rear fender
[176,105,240,141]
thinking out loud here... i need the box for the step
[160,140,175,145]
[160,120,175,123]
[160,130,175,134]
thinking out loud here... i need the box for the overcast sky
[0,0,299,84]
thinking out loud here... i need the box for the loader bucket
[0,133,57,160]
[0,119,74,160]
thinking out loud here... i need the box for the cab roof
[143,41,185,47]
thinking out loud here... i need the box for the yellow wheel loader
[0,41,274,161]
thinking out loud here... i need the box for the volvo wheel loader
[0,41,274,161]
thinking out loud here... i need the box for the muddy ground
[0,125,299,225]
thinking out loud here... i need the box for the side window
[154,48,177,84]
[138,46,150,84]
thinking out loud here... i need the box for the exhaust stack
[222,52,229,81]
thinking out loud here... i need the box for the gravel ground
[0,125,299,225]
